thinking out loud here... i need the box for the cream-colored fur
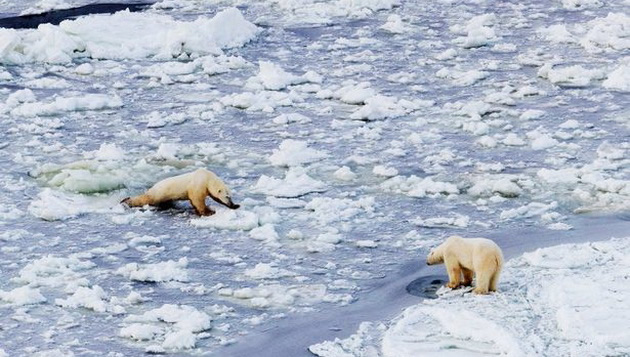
[122,168,239,216]
[426,235,503,294]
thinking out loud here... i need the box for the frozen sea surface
[0,0,628,356]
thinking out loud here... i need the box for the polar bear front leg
[461,268,474,287]
[189,189,214,216]
[444,256,461,289]
[190,196,214,216]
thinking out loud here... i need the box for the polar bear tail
[489,254,503,292]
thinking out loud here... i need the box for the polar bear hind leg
[473,272,491,295]
[122,194,154,207]
[489,269,501,292]
[473,257,496,294]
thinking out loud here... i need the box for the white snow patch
[334,82,377,105]
[243,263,295,280]
[24,77,71,89]
[468,176,523,198]
[120,323,163,341]
[11,255,94,291]
[356,240,378,248]
[349,95,431,121]
[0,8,259,63]
[381,175,459,198]
[603,64,630,92]
[538,24,576,44]
[309,322,383,357]
[313,238,630,357]
[305,196,375,225]
[530,133,559,150]
[122,304,211,351]
[538,64,606,88]
[436,68,487,86]
[88,143,127,161]
[382,305,526,357]
[380,14,411,34]
[537,168,581,185]
[272,113,312,125]
[220,90,302,112]
[190,209,260,230]
[333,166,357,181]
[372,165,398,177]
[502,133,526,146]
[252,61,313,90]
[116,258,189,283]
[452,14,499,48]
[269,140,327,167]
[0,286,47,306]
[249,224,280,244]
[500,201,558,220]
[520,109,545,121]
[55,285,110,312]
[434,48,458,61]
[223,283,352,309]
[11,94,122,117]
[580,13,630,52]
[252,167,327,197]
[412,214,470,228]
[20,0,72,15]
[28,188,121,220]
[547,222,573,230]
[75,63,94,75]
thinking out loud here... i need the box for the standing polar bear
[122,168,240,216]
[426,236,503,295]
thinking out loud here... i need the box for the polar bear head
[206,174,240,210]
[426,246,444,265]
[427,236,463,265]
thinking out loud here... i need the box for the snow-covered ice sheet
[310,236,630,357]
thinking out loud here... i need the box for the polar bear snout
[221,196,240,209]
[210,194,240,209]
[226,199,240,209]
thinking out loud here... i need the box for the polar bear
[121,168,240,216]
[426,235,503,295]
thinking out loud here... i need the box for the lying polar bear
[426,235,503,295]
[122,168,240,216]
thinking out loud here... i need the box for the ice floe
[0,8,259,63]
[121,304,212,351]
[116,258,189,283]
[252,167,327,197]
